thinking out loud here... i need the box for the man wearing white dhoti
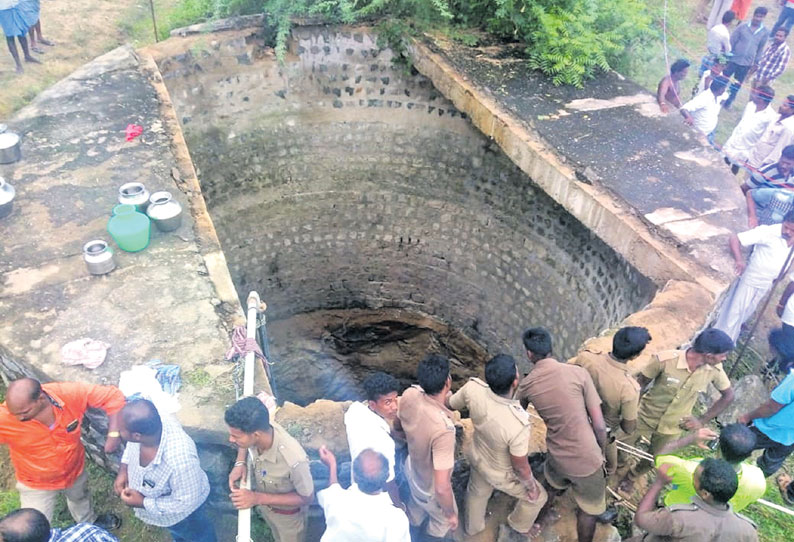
[715,213,794,341]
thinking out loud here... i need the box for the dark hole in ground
[267,308,489,406]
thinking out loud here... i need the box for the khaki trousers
[465,465,548,536]
[620,418,679,477]
[404,458,457,538]
[257,505,306,542]
[16,469,94,523]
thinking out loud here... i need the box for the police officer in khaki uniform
[628,458,758,542]
[225,397,314,542]
[448,354,547,538]
[619,329,736,493]
[571,327,651,474]
[396,354,458,539]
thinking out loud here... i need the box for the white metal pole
[237,291,260,542]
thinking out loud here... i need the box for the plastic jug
[108,204,151,252]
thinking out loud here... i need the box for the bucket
[107,204,151,252]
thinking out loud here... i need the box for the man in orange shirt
[0,378,126,530]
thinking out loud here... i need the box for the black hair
[777,27,791,37]
[522,327,552,357]
[781,144,794,160]
[417,354,450,395]
[362,372,400,402]
[756,85,775,103]
[224,396,271,434]
[692,329,734,355]
[699,457,739,503]
[484,354,517,395]
[722,10,735,24]
[612,327,652,361]
[353,450,389,494]
[710,75,729,93]
[719,423,757,463]
[0,509,51,542]
[784,209,794,224]
[670,58,690,75]
[786,95,794,107]
[754,6,768,17]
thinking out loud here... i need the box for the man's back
[572,350,639,431]
[50,523,119,542]
[639,496,758,541]
[516,358,602,477]
[397,385,455,493]
[344,401,396,484]
[318,484,410,542]
[448,378,530,473]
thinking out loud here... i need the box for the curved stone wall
[153,25,655,364]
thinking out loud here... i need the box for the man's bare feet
[15,64,24,74]
[39,38,54,46]
[32,46,44,54]
[24,55,41,64]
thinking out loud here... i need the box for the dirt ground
[0,0,176,117]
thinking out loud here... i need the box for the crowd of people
[1,324,793,541]
[0,0,51,74]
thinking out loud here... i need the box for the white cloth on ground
[344,401,396,483]
[317,483,410,542]
[118,365,180,414]
[60,338,110,370]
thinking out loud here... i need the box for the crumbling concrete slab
[0,46,245,448]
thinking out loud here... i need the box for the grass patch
[183,367,213,388]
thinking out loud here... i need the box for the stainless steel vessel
[0,177,15,219]
[83,240,116,275]
[146,191,183,232]
[0,125,21,164]
[118,182,150,212]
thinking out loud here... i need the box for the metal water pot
[146,191,183,232]
[83,240,116,275]
[118,182,150,212]
[0,177,15,219]
[0,125,21,164]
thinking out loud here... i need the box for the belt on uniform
[268,507,301,515]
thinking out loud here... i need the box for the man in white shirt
[317,446,410,542]
[715,212,794,341]
[344,371,401,505]
[709,10,735,55]
[724,85,778,170]
[681,76,730,143]
[747,95,794,168]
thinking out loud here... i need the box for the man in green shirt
[654,424,766,512]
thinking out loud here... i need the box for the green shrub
[164,0,654,87]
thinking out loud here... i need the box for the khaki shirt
[398,385,456,493]
[639,350,731,435]
[251,422,314,503]
[639,496,758,541]
[516,358,603,478]
[572,350,640,431]
[449,378,530,479]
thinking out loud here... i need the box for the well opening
[152,24,657,403]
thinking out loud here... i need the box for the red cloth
[125,124,143,142]
[731,0,753,20]
[0,382,125,490]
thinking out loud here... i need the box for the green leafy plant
[162,0,653,87]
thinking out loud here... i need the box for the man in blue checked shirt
[0,508,118,542]
[114,399,215,542]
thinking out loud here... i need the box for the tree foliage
[173,0,653,87]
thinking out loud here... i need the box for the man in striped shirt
[0,508,118,542]
[744,146,794,226]
[753,28,791,88]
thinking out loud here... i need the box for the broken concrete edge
[405,38,728,299]
[169,14,266,38]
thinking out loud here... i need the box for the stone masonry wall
[152,25,656,361]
